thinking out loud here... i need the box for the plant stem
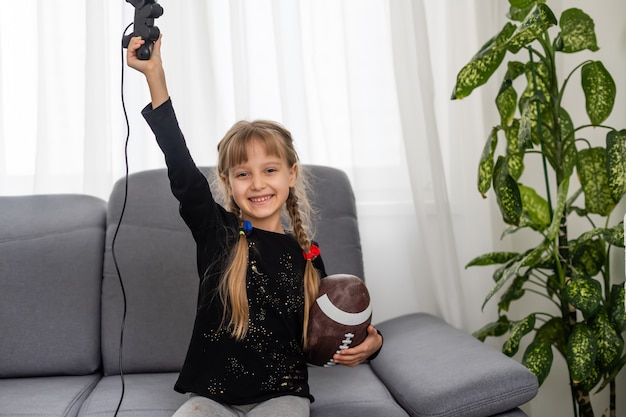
[609,380,615,417]
[558,60,594,109]
[527,49,554,220]
[603,218,612,302]
[538,29,593,417]
[575,387,595,417]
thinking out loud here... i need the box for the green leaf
[560,108,578,178]
[506,4,558,54]
[521,239,550,268]
[494,156,523,226]
[575,224,624,248]
[466,251,520,268]
[478,127,499,197]
[569,205,588,217]
[522,340,553,386]
[525,106,571,174]
[509,0,536,8]
[508,7,532,23]
[507,155,525,183]
[452,23,517,99]
[503,314,536,356]
[498,273,527,312]
[492,256,521,283]
[577,147,615,216]
[508,1,547,22]
[472,315,510,341]
[610,284,626,332]
[496,61,526,120]
[496,84,518,127]
[546,177,569,240]
[546,274,562,299]
[606,129,626,203]
[522,61,550,107]
[579,363,602,393]
[483,261,521,310]
[564,278,602,317]
[505,61,527,82]
[536,318,567,355]
[500,224,525,239]
[558,8,599,53]
[519,61,552,154]
[567,323,597,383]
[519,184,551,230]
[482,242,549,310]
[518,99,533,148]
[571,238,605,278]
[597,354,626,392]
[603,221,624,248]
[505,120,525,180]
[581,61,616,125]
[591,307,624,370]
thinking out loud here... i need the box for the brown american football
[306,274,372,367]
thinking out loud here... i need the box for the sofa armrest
[370,313,538,417]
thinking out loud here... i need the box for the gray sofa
[0,166,538,417]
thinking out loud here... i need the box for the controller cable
[113,1,163,412]
[111,21,134,417]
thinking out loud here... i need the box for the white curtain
[6,2,626,415]
[0,1,503,330]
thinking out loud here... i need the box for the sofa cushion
[309,364,409,417]
[371,313,538,417]
[77,367,407,417]
[79,366,410,417]
[0,195,106,377]
[0,374,100,417]
[77,373,185,417]
[491,409,529,417]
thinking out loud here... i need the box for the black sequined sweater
[142,99,326,405]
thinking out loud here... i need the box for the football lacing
[323,332,355,367]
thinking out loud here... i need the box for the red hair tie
[303,244,320,261]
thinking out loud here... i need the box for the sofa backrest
[101,165,364,375]
[0,194,106,378]
[305,165,364,277]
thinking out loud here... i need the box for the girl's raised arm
[127,35,169,109]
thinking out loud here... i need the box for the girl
[127,35,383,417]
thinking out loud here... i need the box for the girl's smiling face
[225,137,297,233]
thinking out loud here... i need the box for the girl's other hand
[332,325,383,367]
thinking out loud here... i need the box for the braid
[287,189,320,350]
[287,189,310,250]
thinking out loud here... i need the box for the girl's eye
[265,167,277,174]
[235,171,248,178]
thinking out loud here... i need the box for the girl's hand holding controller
[127,36,161,74]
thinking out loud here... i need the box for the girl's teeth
[251,196,270,202]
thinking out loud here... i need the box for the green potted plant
[451,1,625,416]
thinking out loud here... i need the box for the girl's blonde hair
[214,120,320,349]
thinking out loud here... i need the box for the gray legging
[172,395,310,417]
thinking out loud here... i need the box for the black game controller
[122,0,164,60]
